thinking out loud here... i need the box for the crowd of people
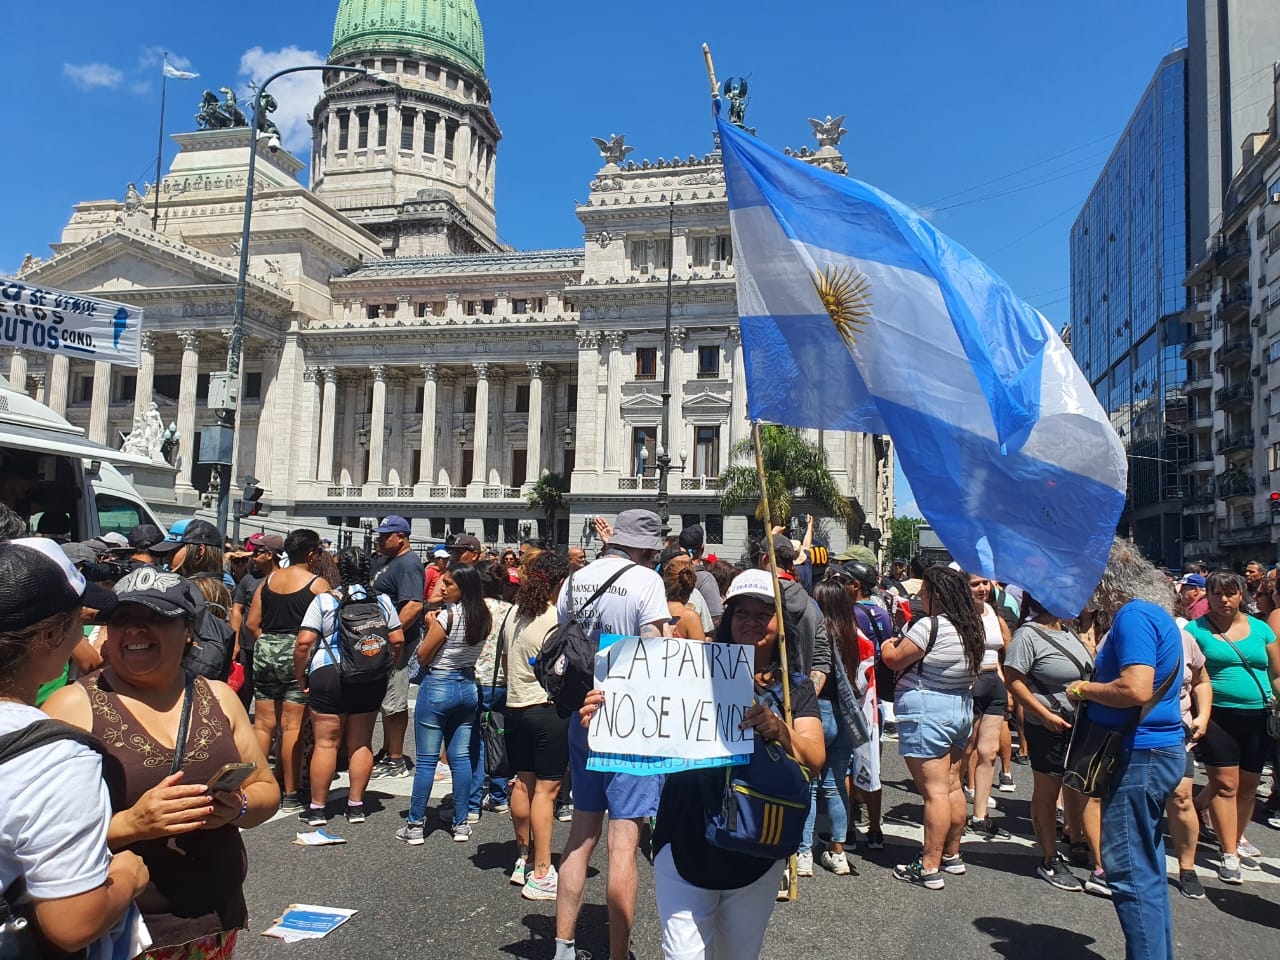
[2,497,1279,960]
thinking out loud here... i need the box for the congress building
[10,0,893,557]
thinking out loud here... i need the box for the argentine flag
[717,110,1125,617]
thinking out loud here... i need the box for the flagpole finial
[702,43,720,106]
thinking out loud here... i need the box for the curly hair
[664,564,697,604]
[514,551,569,620]
[1086,537,1175,633]
[922,565,985,675]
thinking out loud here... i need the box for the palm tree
[718,426,853,528]
[525,472,568,548]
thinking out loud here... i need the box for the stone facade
[10,8,893,559]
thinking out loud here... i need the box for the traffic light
[239,476,264,519]
[1271,491,1280,518]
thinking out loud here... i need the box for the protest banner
[586,634,755,774]
[0,279,142,368]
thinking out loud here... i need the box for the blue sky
[5,0,1187,517]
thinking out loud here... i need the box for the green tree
[525,472,568,547]
[887,516,922,561]
[718,426,853,528]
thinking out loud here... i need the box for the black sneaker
[967,817,1011,839]
[279,793,306,814]
[1013,753,1031,765]
[894,857,945,889]
[866,829,885,850]
[1178,870,1206,900]
[345,805,366,824]
[555,801,574,822]
[299,806,328,827]
[1037,855,1083,892]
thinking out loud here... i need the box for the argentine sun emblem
[810,264,872,349]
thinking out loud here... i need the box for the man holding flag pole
[152,53,200,229]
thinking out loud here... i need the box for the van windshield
[0,447,82,541]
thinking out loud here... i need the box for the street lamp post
[214,62,377,535]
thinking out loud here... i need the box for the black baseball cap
[113,566,202,619]
[128,523,169,551]
[0,538,118,631]
[678,525,704,550]
[179,519,224,548]
[450,533,482,554]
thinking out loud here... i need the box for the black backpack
[533,564,634,718]
[181,574,235,682]
[321,589,393,684]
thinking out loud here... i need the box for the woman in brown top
[44,566,279,959]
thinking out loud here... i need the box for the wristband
[233,790,249,821]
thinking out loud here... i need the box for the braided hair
[921,565,985,675]
[336,546,372,598]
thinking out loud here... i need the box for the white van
[0,373,166,539]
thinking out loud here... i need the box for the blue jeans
[470,685,509,813]
[800,699,855,853]
[1100,745,1185,960]
[408,672,478,825]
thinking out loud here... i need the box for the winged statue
[592,133,634,164]
[808,115,848,149]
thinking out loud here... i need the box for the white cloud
[64,62,124,90]
[239,46,325,156]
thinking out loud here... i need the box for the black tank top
[259,572,319,632]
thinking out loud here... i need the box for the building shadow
[973,916,1107,959]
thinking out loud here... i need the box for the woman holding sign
[580,568,823,960]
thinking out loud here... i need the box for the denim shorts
[895,686,973,759]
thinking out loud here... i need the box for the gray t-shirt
[895,615,976,693]
[431,604,483,672]
[1004,624,1093,726]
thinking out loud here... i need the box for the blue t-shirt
[1089,600,1184,749]
[853,601,893,652]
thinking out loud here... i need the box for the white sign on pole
[0,279,143,368]
[588,635,755,762]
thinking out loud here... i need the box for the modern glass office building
[1069,50,1191,566]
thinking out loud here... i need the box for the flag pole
[707,41,798,903]
[751,418,798,903]
[152,54,169,230]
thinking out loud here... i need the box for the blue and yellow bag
[705,734,811,859]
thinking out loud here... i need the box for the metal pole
[152,61,167,230]
[657,201,675,531]
[216,63,371,537]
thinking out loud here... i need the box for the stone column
[727,326,747,452]
[573,331,599,487]
[31,372,46,405]
[669,327,688,459]
[418,363,438,487]
[488,367,507,486]
[47,354,70,416]
[437,369,456,485]
[602,331,626,474]
[8,349,27,395]
[387,374,406,484]
[367,364,387,485]
[526,361,544,485]
[133,332,156,421]
[175,331,200,492]
[88,361,112,444]
[338,377,358,485]
[317,366,337,482]
[469,362,490,489]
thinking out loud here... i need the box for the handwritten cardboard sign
[587,635,755,769]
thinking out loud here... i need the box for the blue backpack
[705,686,812,859]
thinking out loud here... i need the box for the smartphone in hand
[206,761,256,793]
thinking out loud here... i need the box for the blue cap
[1178,573,1206,589]
[377,515,411,535]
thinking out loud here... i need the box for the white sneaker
[510,857,527,886]
[795,852,814,877]
[819,850,851,876]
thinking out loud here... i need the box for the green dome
[331,0,486,77]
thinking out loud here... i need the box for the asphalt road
[234,729,1280,960]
